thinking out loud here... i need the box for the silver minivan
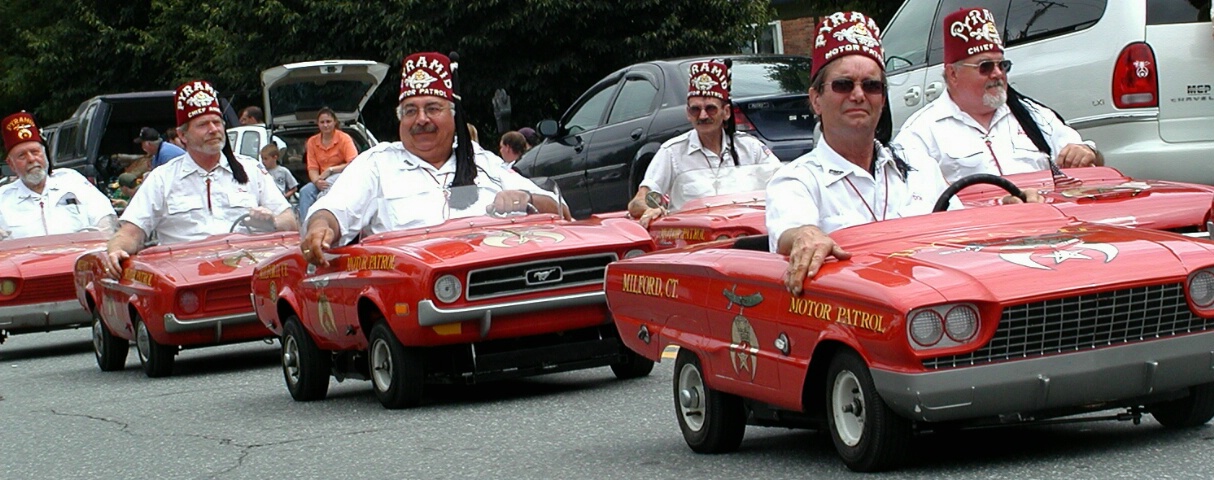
[883,0,1214,184]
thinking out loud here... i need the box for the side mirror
[537,119,559,138]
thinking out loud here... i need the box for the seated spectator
[499,131,527,168]
[518,127,541,149]
[262,143,299,199]
[239,106,264,125]
[109,173,140,211]
[135,127,187,170]
[297,107,357,221]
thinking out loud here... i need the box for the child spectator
[261,143,298,199]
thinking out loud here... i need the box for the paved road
[1,329,1211,479]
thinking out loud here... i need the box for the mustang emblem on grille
[526,267,562,285]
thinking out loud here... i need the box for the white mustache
[410,123,439,135]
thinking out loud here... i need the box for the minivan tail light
[732,106,755,133]
[1112,42,1158,109]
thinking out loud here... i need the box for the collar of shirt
[175,153,233,180]
[684,128,728,163]
[806,139,895,187]
[942,90,1011,134]
[11,174,64,201]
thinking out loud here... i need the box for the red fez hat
[2,112,42,152]
[943,8,1004,64]
[688,60,730,102]
[400,52,455,102]
[175,80,224,127]
[811,11,885,79]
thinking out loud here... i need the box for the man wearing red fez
[298,52,563,267]
[103,80,297,276]
[893,7,1101,184]
[626,59,781,227]
[0,111,117,239]
[766,11,1040,296]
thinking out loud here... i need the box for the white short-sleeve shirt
[640,129,781,211]
[120,153,291,245]
[312,142,558,245]
[892,90,1089,183]
[766,140,952,252]
[0,169,116,239]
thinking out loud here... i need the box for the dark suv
[514,54,813,218]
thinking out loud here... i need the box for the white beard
[983,83,1007,109]
[21,166,46,187]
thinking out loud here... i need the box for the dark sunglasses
[958,59,1013,75]
[686,104,722,116]
[829,78,886,95]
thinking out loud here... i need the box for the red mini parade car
[0,231,108,344]
[250,199,656,409]
[645,166,1214,251]
[74,230,300,377]
[606,193,1214,472]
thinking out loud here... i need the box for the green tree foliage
[1,0,775,144]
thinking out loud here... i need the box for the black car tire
[92,308,128,371]
[673,348,746,453]
[1149,382,1214,428]
[281,316,331,402]
[135,315,175,378]
[825,350,911,472]
[368,322,423,409]
[610,348,655,380]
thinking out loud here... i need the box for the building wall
[781,17,817,57]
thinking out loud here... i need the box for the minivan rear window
[1003,0,1106,45]
[1147,0,1212,25]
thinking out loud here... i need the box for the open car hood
[261,59,389,128]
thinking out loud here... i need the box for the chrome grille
[466,253,617,301]
[924,283,1211,369]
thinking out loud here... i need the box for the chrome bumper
[0,300,92,331]
[163,311,261,341]
[873,330,1214,423]
[417,291,605,338]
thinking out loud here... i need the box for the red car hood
[825,203,1214,304]
[130,232,300,285]
[0,231,108,277]
[354,214,652,266]
[958,167,1214,231]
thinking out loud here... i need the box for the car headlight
[1188,269,1214,308]
[624,249,646,259]
[908,309,944,347]
[177,290,200,314]
[944,305,979,342]
[434,274,462,304]
[714,234,731,241]
[0,278,17,297]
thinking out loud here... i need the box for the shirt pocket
[167,195,206,216]
[1010,135,1048,168]
[940,138,989,169]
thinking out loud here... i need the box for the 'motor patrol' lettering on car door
[346,255,396,271]
[788,297,886,333]
[123,269,154,286]
[621,273,678,298]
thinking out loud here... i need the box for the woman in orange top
[297,107,358,220]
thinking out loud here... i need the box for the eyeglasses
[686,104,722,116]
[401,104,451,119]
[957,59,1013,75]
[829,78,886,95]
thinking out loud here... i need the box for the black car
[514,54,813,219]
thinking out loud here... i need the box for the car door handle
[630,128,643,140]
[903,86,921,107]
[924,82,943,102]
[573,136,585,153]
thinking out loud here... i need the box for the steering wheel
[230,213,276,233]
[932,174,1026,212]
